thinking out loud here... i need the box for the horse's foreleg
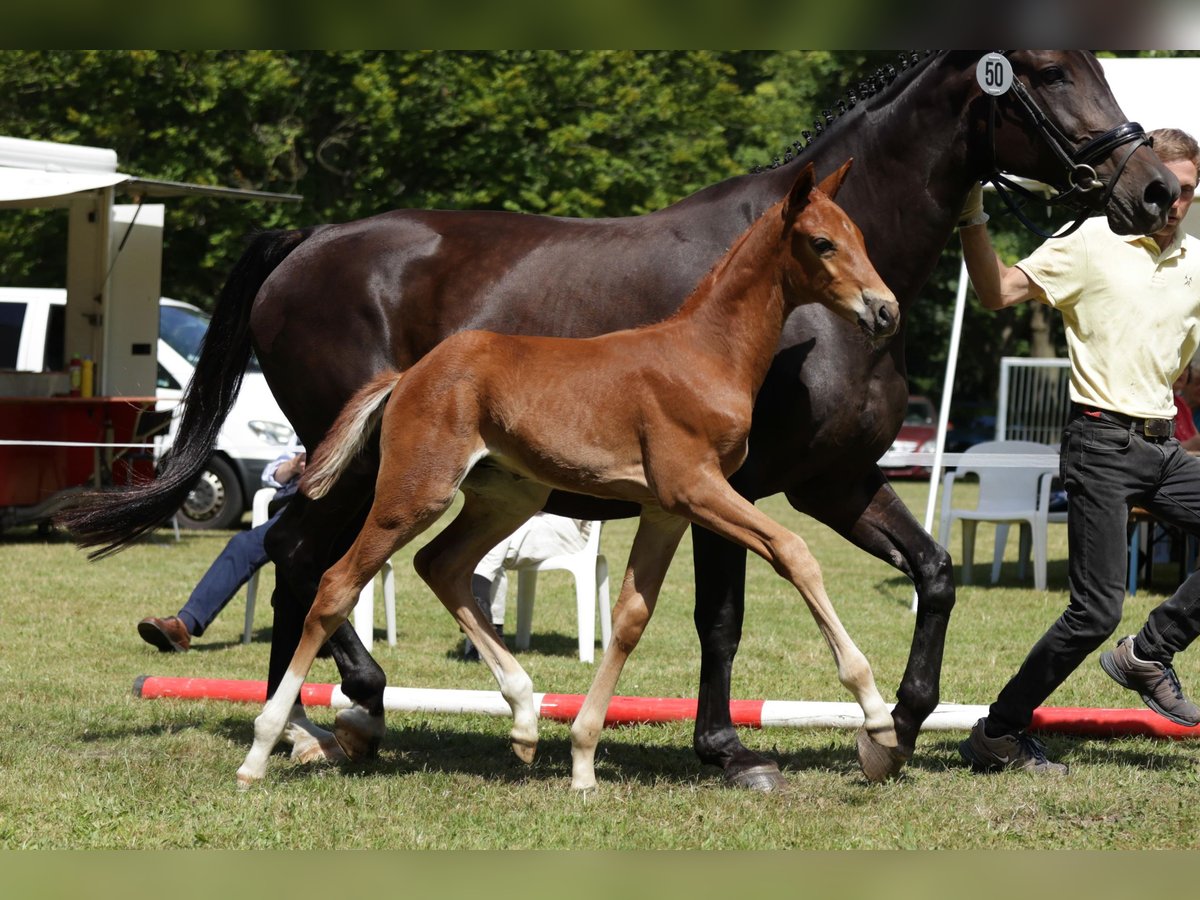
[691,525,786,792]
[570,511,688,791]
[683,475,897,778]
[789,473,954,774]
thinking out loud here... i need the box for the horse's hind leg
[570,509,689,791]
[237,484,454,786]
[673,471,898,777]
[264,478,387,765]
[412,478,551,764]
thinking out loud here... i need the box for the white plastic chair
[938,440,1066,591]
[510,521,610,663]
[243,487,395,647]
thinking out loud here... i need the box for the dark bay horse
[236,161,899,787]
[62,52,1176,789]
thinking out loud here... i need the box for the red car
[879,396,940,478]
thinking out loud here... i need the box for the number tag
[976,53,1013,96]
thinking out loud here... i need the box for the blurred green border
[5,850,1198,899]
[6,1,873,49]
[7,0,1197,50]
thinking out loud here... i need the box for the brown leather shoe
[137,615,191,652]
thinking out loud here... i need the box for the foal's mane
[752,51,934,174]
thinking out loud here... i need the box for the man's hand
[276,452,307,484]
[958,182,989,228]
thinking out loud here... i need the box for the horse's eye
[811,237,835,255]
[1041,66,1066,85]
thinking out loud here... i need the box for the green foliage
[0,51,759,308]
[0,50,1134,411]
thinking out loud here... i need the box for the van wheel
[178,456,244,530]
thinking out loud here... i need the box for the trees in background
[1,50,1170,412]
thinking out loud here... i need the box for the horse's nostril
[873,299,896,332]
[1146,177,1177,214]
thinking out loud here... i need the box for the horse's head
[782,160,899,341]
[968,50,1177,236]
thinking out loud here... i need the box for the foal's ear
[817,158,854,199]
[785,162,818,218]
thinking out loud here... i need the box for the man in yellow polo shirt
[957,127,1200,774]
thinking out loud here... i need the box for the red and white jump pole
[133,675,1200,740]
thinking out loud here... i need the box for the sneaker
[1099,635,1200,727]
[959,718,1068,774]
[137,615,191,652]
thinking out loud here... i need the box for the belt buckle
[1144,418,1171,438]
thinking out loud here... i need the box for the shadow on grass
[876,557,1078,603]
[442,631,591,663]
[144,712,886,788]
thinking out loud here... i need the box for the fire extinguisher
[68,354,82,397]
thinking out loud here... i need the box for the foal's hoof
[855,727,910,783]
[511,736,537,765]
[725,763,787,793]
[333,707,385,761]
[235,770,260,790]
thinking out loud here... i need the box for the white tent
[0,135,298,396]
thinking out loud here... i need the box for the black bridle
[984,54,1152,239]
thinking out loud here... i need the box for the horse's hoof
[333,707,385,761]
[291,732,349,765]
[511,737,537,765]
[725,762,787,793]
[855,727,910,782]
[235,770,259,790]
[570,776,598,793]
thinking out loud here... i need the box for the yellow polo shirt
[1016,217,1200,420]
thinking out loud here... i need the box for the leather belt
[1074,405,1175,440]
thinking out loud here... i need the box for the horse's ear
[818,158,854,199]
[785,162,817,219]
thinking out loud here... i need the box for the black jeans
[988,413,1200,734]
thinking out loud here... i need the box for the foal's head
[782,160,899,339]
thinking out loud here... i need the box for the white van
[0,287,294,529]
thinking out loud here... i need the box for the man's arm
[957,185,1044,310]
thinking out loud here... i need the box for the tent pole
[912,256,970,613]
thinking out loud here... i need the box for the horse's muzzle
[860,290,900,339]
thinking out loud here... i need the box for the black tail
[56,228,313,558]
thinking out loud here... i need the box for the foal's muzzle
[859,290,900,339]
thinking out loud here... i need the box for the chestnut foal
[236,160,899,789]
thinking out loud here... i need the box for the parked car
[1,287,294,529]
[879,395,940,478]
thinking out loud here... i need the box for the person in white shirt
[957,127,1200,774]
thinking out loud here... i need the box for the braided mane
[753,51,935,173]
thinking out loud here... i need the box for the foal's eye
[811,237,835,255]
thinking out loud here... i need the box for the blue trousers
[989,413,1200,734]
[177,509,282,636]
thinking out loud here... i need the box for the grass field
[2,479,1199,850]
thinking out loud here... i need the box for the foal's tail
[302,369,402,500]
[56,228,313,558]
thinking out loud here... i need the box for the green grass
[2,480,1199,849]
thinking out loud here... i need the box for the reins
[982,52,1152,239]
